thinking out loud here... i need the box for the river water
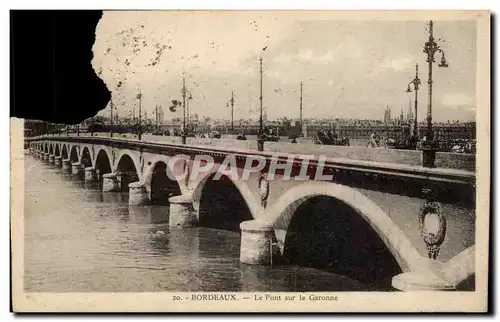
[24,154,378,292]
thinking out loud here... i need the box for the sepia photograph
[10,9,490,312]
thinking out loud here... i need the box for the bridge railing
[27,133,476,174]
[27,134,475,185]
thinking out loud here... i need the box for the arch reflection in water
[60,170,74,182]
[128,205,170,225]
[77,180,104,203]
[102,191,127,205]
[283,196,402,290]
[63,171,85,188]
[71,171,85,182]
[84,180,101,191]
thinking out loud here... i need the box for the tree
[84,116,105,135]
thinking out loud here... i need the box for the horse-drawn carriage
[314,130,350,146]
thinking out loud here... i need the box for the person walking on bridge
[366,132,378,148]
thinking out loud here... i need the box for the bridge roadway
[27,134,476,291]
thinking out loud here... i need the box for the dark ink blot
[10,10,111,124]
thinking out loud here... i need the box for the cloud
[274,49,335,66]
[384,56,414,71]
[315,50,335,64]
[368,55,415,77]
[90,16,476,122]
[274,53,292,65]
[441,93,475,107]
[92,11,295,101]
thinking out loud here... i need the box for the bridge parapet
[27,134,475,171]
[27,135,475,183]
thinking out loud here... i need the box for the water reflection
[102,191,126,205]
[128,205,170,225]
[83,181,101,191]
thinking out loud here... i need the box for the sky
[92,11,477,122]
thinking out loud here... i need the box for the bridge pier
[168,195,197,228]
[239,220,274,265]
[102,173,120,192]
[84,167,97,182]
[72,162,84,176]
[54,156,62,167]
[61,159,71,171]
[44,152,49,162]
[48,154,55,165]
[114,171,123,187]
[128,182,150,206]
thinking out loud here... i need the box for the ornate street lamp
[406,63,421,147]
[422,20,449,167]
[180,77,193,144]
[187,92,193,127]
[257,57,264,152]
[299,81,303,136]
[109,99,116,138]
[226,91,235,134]
[136,91,143,140]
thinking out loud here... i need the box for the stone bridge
[27,135,476,291]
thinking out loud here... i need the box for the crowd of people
[363,132,476,153]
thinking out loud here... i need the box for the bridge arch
[80,147,92,168]
[69,145,79,163]
[143,158,182,205]
[192,172,258,231]
[95,149,112,182]
[113,150,141,175]
[61,144,69,160]
[442,245,475,290]
[266,181,424,286]
[44,142,48,153]
[115,153,140,191]
[54,144,60,157]
[48,143,54,155]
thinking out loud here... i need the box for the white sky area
[92,11,476,122]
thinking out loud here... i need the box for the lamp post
[406,63,421,148]
[136,91,143,140]
[299,81,303,136]
[257,57,264,152]
[110,99,115,138]
[226,91,235,134]
[422,20,448,167]
[187,92,193,132]
[180,77,193,144]
[154,104,159,133]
